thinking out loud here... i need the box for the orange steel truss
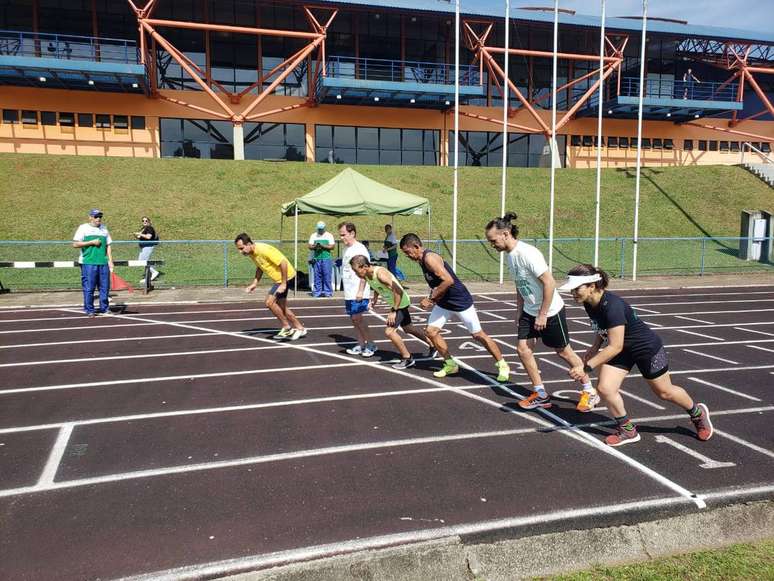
[126,1,337,124]
[461,19,628,137]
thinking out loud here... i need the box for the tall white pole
[593,0,606,267]
[294,204,299,295]
[632,0,647,281]
[499,0,510,285]
[547,0,559,271]
[452,0,460,271]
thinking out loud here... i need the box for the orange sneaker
[518,391,552,410]
[576,390,601,413]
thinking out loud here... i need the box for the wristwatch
[390,307,397,312]
[583,363,593,373]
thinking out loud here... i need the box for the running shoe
[392,357,415,370]
[289,328,307,341]
[273,328,293,340]
[518,391,552,410]
[361,343,377,357]
[691,403,714,441]
[496,359,511,382]
[425,346,439,359]
[150,270,160,281]
[346,344,363,355]
[605,426,641,447]
[433,359,459,378]
[576,390,601,413]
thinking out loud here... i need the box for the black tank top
[420,249,474,312]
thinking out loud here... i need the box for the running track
[0,286,773,580]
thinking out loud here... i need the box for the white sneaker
[289,328,307,341]
[346,345,363,355]
[361,344,377,357]
[273,328,292,340]
[139,278,146,285]
[150,270,160,281]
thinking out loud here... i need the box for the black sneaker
[425,346,439,359]
[392,357,415,370]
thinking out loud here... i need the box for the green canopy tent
[280,167,431,294]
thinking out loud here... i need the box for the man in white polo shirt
[72,208,114,317]
[485,212,598,412]
[338,221,376,357]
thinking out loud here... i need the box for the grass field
[542,538,774,580]
[1,154,772,289]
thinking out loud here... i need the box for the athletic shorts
[269,277,294,300]
[517,307,570,349]
[608,345,669,380]
[345,298,370,316]
[427,304,482,334]
[390,307,412,329]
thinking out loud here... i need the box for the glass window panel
[619,137,629,148]
[379,149,401,165]
[113,115,128,129]
[22,110,38,124]
[357,127,378,149]
[78,113,93,127]
[2,110,19,124]
[182,119,209,142]
[423,130,439,152]
[607,136,618,148]
[719,141,729,152]
[357,149,379,164]
[730,141,740,152]
[161,141,182,158]
[333,126,355,148]
[131,116,145,130]
[316,125,332,148]
[95,114,111,129]
[709,140,718,151]
[761,143,771,153]
[664,139,674,150]
[402,129,422,151]
[58,112,74,126]
[209,121,233,143]
[41,111,57,125]
[380,128,400,150]
[571,135,581,146]
[698,140,707,151]
[335,148,356,164]
[683,139,693,150]
[210,143,234,159]
[285,124,305,146]
[423,151,438,165]
[402,150,423,165]
[160,118,182,141]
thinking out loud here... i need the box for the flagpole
[452,0,460,271]
[593,0,606,267]
[499,0,510,285]
[632,0,647,281]
[548,0,559,271]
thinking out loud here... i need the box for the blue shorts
[345,299,370,316]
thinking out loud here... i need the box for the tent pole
[294,204,299,296]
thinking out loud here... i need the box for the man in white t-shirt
[485,213,598,412]
[338,221,375,357]
[308,221,335,297]
[72,208,114,316]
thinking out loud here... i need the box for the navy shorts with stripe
[517,306,571,349]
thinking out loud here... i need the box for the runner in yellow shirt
[350,255,433,369]
[234,233,306,341]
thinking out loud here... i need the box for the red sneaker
[691,403,714,441]
[605,426,641,447]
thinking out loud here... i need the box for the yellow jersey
[249,243,295,283]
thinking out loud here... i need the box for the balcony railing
[0,29,138,65]
[620,77,738,102]
[325,55,481,86]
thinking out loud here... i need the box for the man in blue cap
[72,208,114,316]
[307,220,335,297]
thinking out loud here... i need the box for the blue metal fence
[620,77,738,102]
[0,29,138,64]
[326,55,480,86]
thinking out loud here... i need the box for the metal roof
[321,0,774,45]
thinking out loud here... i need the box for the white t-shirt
[72,223,112,264]
[308,231,335,247]
[507,240,564,317]
[342,241,372,300]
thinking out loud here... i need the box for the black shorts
[269,277,294,300]
[608,345,669,380]
[391,307,413,329]
[517,307,570,349]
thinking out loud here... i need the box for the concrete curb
[219,500,774,581]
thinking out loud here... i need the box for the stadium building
[1,0,772,167]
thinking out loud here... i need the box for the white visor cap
[558,274,601,292]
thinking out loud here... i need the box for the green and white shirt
[73,223,112,265]
[507,240,564,317]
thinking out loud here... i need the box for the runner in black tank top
[399,234,510,382]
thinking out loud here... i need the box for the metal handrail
[620,77,737,101]
[0,29,138,64]
[741,141,773,165]
[326,55,480,85]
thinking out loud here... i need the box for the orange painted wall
[1,86,772,166]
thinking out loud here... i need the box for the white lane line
[714,430,774,460]
[571,338,593,347]
[453,361,705,508]
[36,424,73,486]
[633,306,660,314]
[734,326,774,337]
[0,332,220,350]
[483,311,508,320]
[538,357,569,372]
[677,329,724,341]
[648,321,663,328]
[748,344,774,355]
[618,390,667,411]
[675,315,714,325]
[682,349,738,365]
[0,363,361,395]
[477,294,497,302]
[687,377,762,402]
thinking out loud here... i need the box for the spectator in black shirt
[560,264,713,447]
[135,216,160,284]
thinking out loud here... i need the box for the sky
[474,0,774,35]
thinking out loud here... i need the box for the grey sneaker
[273,328,292,340]
[346,344,363,355]
[392,357,415,370]
[361,343,377,357]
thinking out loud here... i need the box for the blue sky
[474,0,774,35]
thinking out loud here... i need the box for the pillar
[233,123,244,160]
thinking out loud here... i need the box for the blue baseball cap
[316,221,326,230]
[89,208,103,217]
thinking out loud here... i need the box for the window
[730,141,740,152]
[762,143,771,153]
[607,136,618,148]
[2,110,19,124]
[22,110,38,125]
[640,138,651,149]
[316,125,440,166]
[78,113,93,127]
[58,112,75,127]
[570,135,581,147]
[683,139,693,150]
[41,111,57,126]
[719,141,729,152]
[664,139,674,150]
[751,142,762,151]
[114,115,129,130]
[698,140,707,151]
[619,137,629,148]
[582,135,593,147]
[709,140,718,151]
[96,114,111,129]
[652,138,663,150]
[131,116,146,130]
